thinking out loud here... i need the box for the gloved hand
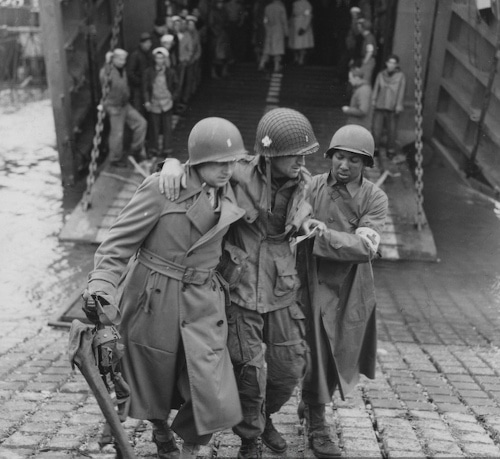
[82,289,115,325]
[298,28,305,36]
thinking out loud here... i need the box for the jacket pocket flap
[225,241,249,264]
[275,256,298,276]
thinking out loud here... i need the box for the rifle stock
[69,320,136,459]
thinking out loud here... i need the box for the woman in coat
[258,0,289,73]
[85,118,247,458]
[288,0,314,66]
[298,125,388,459]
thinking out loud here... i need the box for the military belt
[137,248,214,285]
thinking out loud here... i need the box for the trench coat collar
[326,171,363,197]
[184,168,245,255]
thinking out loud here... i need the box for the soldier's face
[330,150,364,183]
[271,155,305,179]
[197,161,237,188]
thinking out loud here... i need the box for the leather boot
[261,416,287,453]
[152,420,180,459]
[237,438,262,459]
[180,442,200,458]
[307,404,341,458]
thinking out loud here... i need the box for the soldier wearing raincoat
[159,108,319,459]
[298,125,388,459]
[85,117,247,459]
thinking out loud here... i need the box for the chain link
[414,0,425,230]
[82,0,125,211]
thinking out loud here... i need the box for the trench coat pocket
[273,256,300,297]
[217,241,249,290]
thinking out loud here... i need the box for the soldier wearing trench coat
[86,117,247,457]
[298,125,388,458]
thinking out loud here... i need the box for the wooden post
[39,0,75,187]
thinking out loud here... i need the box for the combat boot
[261,416,287,453]
[306,404,341,458]
[237,438,261,459]
[180,442,200,458]
[152,420,180,459]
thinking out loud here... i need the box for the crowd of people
[98,0,399,167]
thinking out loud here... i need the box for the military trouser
[227,302,307,440]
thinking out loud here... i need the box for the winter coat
[219,156,312,313]
[209,6,231,61]
[372,69,406,112]
[100,65,130,108]
[143,65,179,106]
[289,0,314,50]
[87,171,245,435]
[127,47,153,89]
[299,173,388,402]
[262,1,289,56]
[345,82,373,129]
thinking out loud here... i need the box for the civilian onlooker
[225,0,246,63]
[372,54,406,159]
[341,6,363,81]
[258,0,288,73]
[356,18,377,84]
[251,0,267,64]
[100,49,147,167]
[161,34,178,68]
[151,17,168,49]
[143,47,178,158]
[186,15,202,100]
[127,32,153,115]
[288,0,314,66]
[175,16,194,108]
[342,66,372,129]
[208,0,231,78]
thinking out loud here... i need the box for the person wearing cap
[342,65,373,129]
[208,0,231,78]
[356,18,377,84]
[151,17,168,49]
[185,15,202,101]
[84,117,248,458]
[173,15,194,109]
[158,107,317,459]
[100,48,147,167]
[160,33,178,68]
[297,124,388,458]
[143,47,179,158]
[127,32,153,114]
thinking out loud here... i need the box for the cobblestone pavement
[1,64,500,458]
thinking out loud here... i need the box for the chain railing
[81,0,124,211]
[414,0,425,231]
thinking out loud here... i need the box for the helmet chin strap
[266,157,273,216]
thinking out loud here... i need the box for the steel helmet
[326,124,375,167]
[254,107,319,157]
[188,117,247,165]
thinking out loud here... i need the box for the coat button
[181,320,187,327]
[217,320,224,326]
[328,217,334,223]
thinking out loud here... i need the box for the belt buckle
[182,267,195,284]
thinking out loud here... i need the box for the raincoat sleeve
[312,190,388,263]
[88,174,166,297]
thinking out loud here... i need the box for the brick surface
[2,63,500,459]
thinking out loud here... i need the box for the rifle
[68,295,135,459]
